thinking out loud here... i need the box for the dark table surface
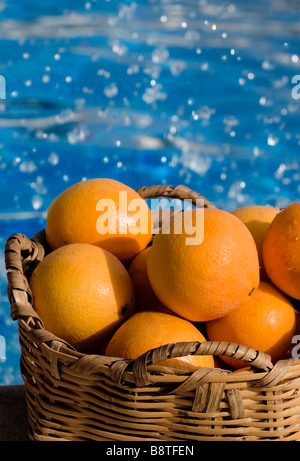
[0,385,29,441]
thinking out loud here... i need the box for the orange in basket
[147,208,260,322]
[45,178,153,264]
[206,281,297,369]
[231,204,279,281]
[30,242,135,351]
[263,202,300,300]
[105,310,215,371]
[127,247,171,313]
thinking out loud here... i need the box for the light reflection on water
[0,0,300,384]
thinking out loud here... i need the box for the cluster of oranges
[29,178,300,371]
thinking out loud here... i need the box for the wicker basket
[4,184,300,442]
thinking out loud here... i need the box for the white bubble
[31,195,43,210]
[142,83,167,105]
[111,39,127,56]
[253,147,260,157]
[259,96,267,106]
[170,60,187,76]
[267,134,279,146]
[104,83,118,98]
[97,69,110,78]
[67,126,89,144]
[48,152,59,165]
[262,60,275,71]
[19,161,36,173]
[151,47,169,64]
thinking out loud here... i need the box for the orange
[127,248,171,313]
[206,281,296,369]
[105,311,215,372]
[231,205,279,281]
[45,178,153,264]
[146,208,260,322]
[30,243,135,351]
[263,202,300,300]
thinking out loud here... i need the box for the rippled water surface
[1,0,300,384]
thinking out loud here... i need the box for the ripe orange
[146,208,260,322]
[206,281,296,369]
[263,202,300,300]
[127,248,171,313]
[45,178,153,264]
[30,243,135,351]
[231,205,279,281]
[105,311,215,372]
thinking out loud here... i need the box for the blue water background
[0,0,300,385]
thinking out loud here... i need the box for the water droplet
[104,83,118,98]
[170,60,187,76]
[151,47,169,64]
[48,153,59,166]
[19,161,36,173]
[267,134,279,146]
[32,195,43,210]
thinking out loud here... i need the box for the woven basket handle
[5,232,47,324]
[136,184,216,209]
[129,341,273,386]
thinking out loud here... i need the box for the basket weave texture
[4,184,300,441]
